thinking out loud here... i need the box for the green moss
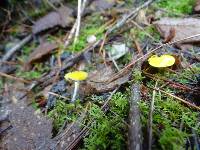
[83,92,129,150]
[139,87,199,149]
[159,127,187,150]
[48,100,78,131]
[155,0,195,16]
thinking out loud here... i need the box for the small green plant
[83,92,129,150]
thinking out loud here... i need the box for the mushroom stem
[71,81,79,102]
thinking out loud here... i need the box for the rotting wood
[128,83,143,150]
[128,60,143,150]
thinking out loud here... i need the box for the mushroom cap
[64,71,88,81]
[148,54,175,68]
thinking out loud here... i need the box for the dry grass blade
[0,72,30,84]
[156,88,200,111]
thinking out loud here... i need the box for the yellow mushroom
[148,54,175,68]
[64,71,88,102]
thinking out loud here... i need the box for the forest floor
[0,0,200,149]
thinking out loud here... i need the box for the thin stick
[156,88,200,111]
[0,72,30,84]
[48,92,69,100]
[64,0,87,48]
[107,0,154,34]
[1,34,32,61]
[74,0,82,45]
[148,81,158,150]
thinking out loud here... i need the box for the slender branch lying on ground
[107,0,154,34]
[1,34,32,62]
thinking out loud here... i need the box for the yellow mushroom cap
[148,54,175,68]
[64,71,88,81]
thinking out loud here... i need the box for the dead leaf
[85,66,131,93]
[194,0,200,12]
[89,0,116,12]
[32,6,74,34]
[24,42,58,70]
[164,27,176,43]
[154,18,200,43]
[135,10,149,25]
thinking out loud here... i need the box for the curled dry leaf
[83,66,131,93]
[154,17,200,43]
[24,42,58,70]
[32,6,74,34]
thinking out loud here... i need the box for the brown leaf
[32,6,74,34]
[194,0,200,12]
[164,27,176,43]
[85,66,131,93]
[89,0,116,12]
[154,18,200,43]
[29,42,58,63]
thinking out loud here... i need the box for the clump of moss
[83,92,129,150]
[155,0,195,16]
[139,83,199,149]
[48,100,80,132]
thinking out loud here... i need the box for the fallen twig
[107,0,154,34]
[1,34,32,61]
